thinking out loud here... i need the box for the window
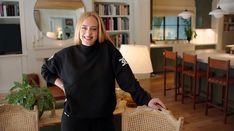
[151,16,190,41]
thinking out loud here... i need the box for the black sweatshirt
[41,40,151,118]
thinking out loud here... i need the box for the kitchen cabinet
[195,0,212,28]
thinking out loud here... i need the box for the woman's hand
[54,78,65,92]
[148,98,166,110]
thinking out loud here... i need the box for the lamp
[118,44,153,107]
[178,9,193,19]
[209,6,225,18]
[209,0,234,18]
[218,0,234,13]
[46,32,57,40]
[119,44,153,74]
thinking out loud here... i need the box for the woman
[41,12,166,131]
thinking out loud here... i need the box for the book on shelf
[110,33,129,48]
[95,1,130,48]
[0,1,19,17]
[95,3,129,16]
[0,2,3,16]
[102,17,129,31]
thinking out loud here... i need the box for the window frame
[151,16,190,41]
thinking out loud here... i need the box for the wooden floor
[139,73,234,131]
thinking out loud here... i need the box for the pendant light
[209,6,225,18]
[209,0,234,18]
[218,0,234,13]
[178,9,193,19]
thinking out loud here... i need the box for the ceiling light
[209,7,225,18]
[218,0,234,13]
[178,10,193,19]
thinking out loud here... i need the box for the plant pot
[187,37,191,43]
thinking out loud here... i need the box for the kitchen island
[176,49,234,109]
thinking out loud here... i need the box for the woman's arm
[41,54,61,87]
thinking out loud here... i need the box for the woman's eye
[81,27,87,30]
[91,28,97,31]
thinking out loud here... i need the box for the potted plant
[184,19,197,43]
[5,74,55,118]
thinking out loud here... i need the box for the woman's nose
[86,28,92,35]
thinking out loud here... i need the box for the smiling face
[79,16,98,46]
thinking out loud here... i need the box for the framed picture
[65,18,73,26]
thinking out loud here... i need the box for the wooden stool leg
[205,82,210,115]
[164,69,167,96]
[222,86,225,106]
[182,74,185,104]
[224,86,229,124]
[175,72,177,101]
[193,77,197,110]
[176,72,181,101]
[198,78,202,101]
[190,77,192,94]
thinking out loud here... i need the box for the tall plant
[5,74,55,117]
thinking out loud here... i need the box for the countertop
[179,50,234,67]
[150,43,216,50]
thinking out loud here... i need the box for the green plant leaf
[5,74,55,116]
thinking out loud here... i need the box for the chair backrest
[164,50,177,61]
[0,104,39,131]
[182,53,197,72]
[26,73,40,87]
[207,57,230,83]
[122,106,183,131]
[208,57,230,71]
[164,50,179,68]
[182,53,197,65]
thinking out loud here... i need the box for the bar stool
[205,57,234,124]
[181,53,206,110]
[163,50,182,101]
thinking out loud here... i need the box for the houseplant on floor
[5,74,55,118]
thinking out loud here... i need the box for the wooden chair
[27,73,40,87]
[181,53,206,109]
[205,57,234,124]
[163,50,182,101]
[0,104,39,131]
[122,106,183,131]
[26,73,65,101]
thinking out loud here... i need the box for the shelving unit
[223,15,234,46]
[224,15,234,31]
[0,0,20,24]
[0,0,26,93]
[0,0,23,55]
[94,0,132,48]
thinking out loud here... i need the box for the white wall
[0,0,151,92]
[133,0,151,45]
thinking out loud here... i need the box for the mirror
[34,0,85,40]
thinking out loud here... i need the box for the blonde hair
[74,12,111,45]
